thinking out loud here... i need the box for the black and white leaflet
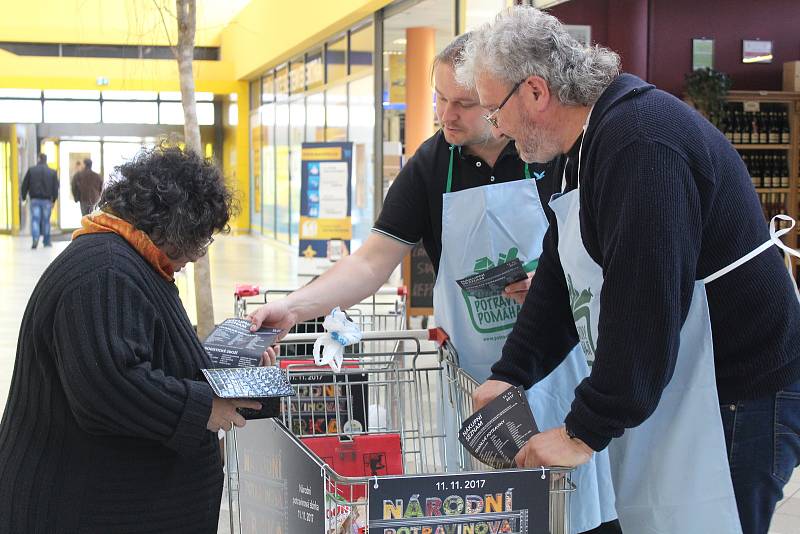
[202,366,294,399]
[458,386,539,469]
[203,318,282,368]
[456,258,528,299]
[202,318,289,418]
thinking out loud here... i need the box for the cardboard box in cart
[783,61,800,92]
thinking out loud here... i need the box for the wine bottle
[757,112,767,144]
[781,112,791,145]
[781,153,790,189]
[724,110,734,142]
[752,153,763,188]
[761,153,772,188]
[743,112,753,144]
[747,112,758,144]
[733,112,743,144]
[769,112,781,144]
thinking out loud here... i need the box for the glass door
[58,140,101,230]
[0,141,11,232]
[102,141,154,184]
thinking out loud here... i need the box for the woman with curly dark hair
[0,145,261,533]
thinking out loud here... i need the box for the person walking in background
[71,158,103,215]
[20,153,59,249]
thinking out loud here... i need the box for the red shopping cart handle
[397,286,408,296]
[234,284,260,297]
[428,327,449,346]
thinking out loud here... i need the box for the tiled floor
[1,232,798,533]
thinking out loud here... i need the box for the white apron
[434,144,617,533]
[547,107,773,532]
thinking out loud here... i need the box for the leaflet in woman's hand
[203,318,281,368]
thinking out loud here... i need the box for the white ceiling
[383,0,456,53]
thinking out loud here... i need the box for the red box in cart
[302,433,404,500]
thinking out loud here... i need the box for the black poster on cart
[235,418,325,534]
[368,470,550,534]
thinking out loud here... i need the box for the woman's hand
[260,344,280,367]
[207,397,262,433]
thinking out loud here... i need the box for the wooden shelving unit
[724,91,800,250]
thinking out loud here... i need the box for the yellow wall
[221,0,392,80]
[0,51,238,93]
[0,0,249,47]
[221,82,250,233]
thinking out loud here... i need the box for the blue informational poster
[299,142,353,273]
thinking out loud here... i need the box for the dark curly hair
[98,143,237,259]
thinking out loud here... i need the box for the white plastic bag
[312,307,362,372]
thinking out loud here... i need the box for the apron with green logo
[549,106,744,532]
[434,144,617,533]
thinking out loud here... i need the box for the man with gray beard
[462,6,800,533]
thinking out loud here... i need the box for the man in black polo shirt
[250,34,619,533]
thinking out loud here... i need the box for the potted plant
[685,68,732,127]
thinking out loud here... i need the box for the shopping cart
[234,284,408,333]
[224,326,574,534]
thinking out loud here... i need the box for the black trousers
[581,519,622,534]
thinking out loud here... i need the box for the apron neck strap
[447,144,532,193]
[446,144,456,193]
[561,105,595,192]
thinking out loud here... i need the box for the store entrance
[48,138,155,231]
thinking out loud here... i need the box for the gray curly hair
[456,5,620,106]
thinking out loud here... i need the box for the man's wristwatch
[565,424,579,441]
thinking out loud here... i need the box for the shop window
[43,89,100,100]
[43,100,101,123]
[0,100,42,123]
[159,91,213,101]
[250,80,261,109]
[290,58,305,95]
[327,36,348,82]
[101,90,157,101]
[306,48,324,90]
[350,23,374,77]
[349,75,376,246]
[262,73,275,104]
[275,66,290,102]
[306,92,325,142]
[0,89,40,99]
[325,85,348,141]
[102,101,158,124]
[158,102,215,125]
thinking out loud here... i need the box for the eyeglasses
[190,236,215,260]
[482,80,524,128]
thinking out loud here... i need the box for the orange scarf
[72,212,175,281]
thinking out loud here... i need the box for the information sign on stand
[402,242,435,318]
[234,419,325,534]
[299,142,353,275]
[368,470,550,534]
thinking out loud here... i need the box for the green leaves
[685,67,732,123]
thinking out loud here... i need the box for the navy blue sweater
[491,74,800,451]
[0,233,221,533]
